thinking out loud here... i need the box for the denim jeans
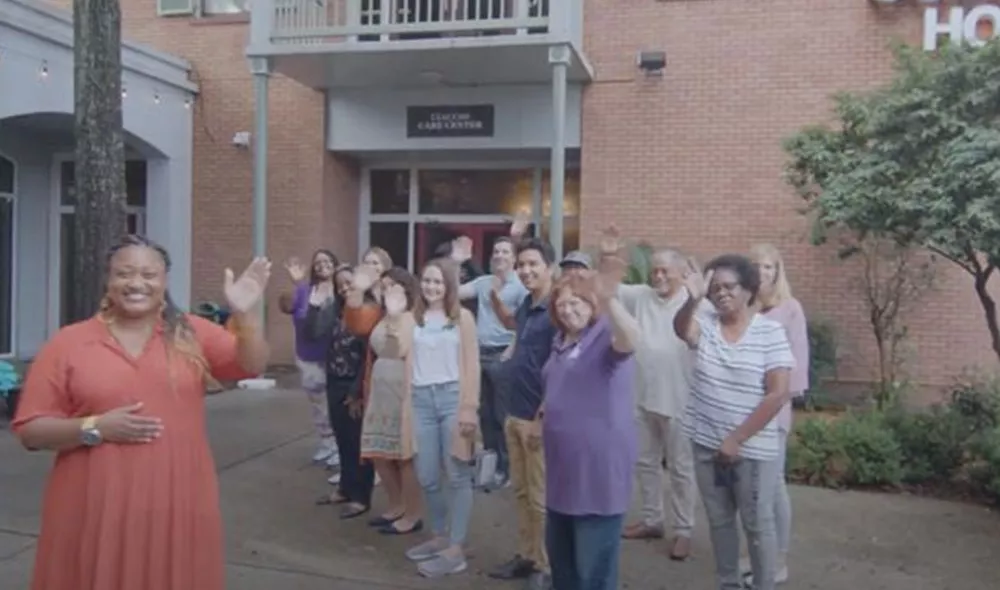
[546,510,624,590]
[478,346,509,475]
[693,443,780,590]
[412,381,474,546]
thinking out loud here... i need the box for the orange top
[12,315,254,590]
[344,303,382,404]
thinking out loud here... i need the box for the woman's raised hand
[384,284,408,317]
[351,265,379,293]
[683,263,713,301]
[284,257,306,283]
[224,257,272,314]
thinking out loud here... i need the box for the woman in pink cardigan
[743,243,810,586]
[380,258,480,578]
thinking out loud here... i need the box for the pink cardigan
[763,298,810,432]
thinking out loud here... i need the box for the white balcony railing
[264,0,552,46]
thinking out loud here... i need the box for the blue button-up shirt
[472,273,529,349]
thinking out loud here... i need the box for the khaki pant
[635,408,697,536]
[505,416,549,572]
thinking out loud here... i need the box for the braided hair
[104,234,215,387]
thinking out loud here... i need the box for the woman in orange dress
[11,234,271,590]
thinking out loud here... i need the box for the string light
[0,43,195,109]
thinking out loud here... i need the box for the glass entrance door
[415,222,510,276]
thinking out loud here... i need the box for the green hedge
[788,378,1000,505]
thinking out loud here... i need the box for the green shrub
[788,417,849,488]
[807,319,838,393]
[789,412,903,488]
[834,411,904,487]
[883,405,970,484]
[950,379,1000,433]
[967,426,1000,506]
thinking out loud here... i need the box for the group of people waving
[284,216,809,590]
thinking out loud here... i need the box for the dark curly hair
[704,253,761,306]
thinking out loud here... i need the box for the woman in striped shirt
[673,254,794,590]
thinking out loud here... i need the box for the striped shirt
[682,311,795,461]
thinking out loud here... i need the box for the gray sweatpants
[693,443,780,590]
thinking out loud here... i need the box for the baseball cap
[559,250,592,270]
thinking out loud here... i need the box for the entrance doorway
[361,166,580,273]
[415,222,510,272]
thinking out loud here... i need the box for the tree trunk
[973,271,1000,364]
[71,0,126,323]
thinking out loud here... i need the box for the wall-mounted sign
[922,2,999,51]
[406,105,495,138]
[870,1,999,51]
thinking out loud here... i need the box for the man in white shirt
[599,230,698,561]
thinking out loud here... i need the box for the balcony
[248,0,591,88]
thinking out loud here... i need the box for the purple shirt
[292,282,329,362]
[541,317,637,516]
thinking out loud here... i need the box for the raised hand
[96,402,163,444]
[284,257,307,283]
[351,264,379,294]
[511,209,531,239]
[451,236,474,263]
[684,263,713,301]
[595,256,627,302]
[384,284,408,316]
[225,257,272,314]
[599,224,625,257]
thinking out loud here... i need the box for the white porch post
[250,56,271,327]
[548,44,570,262]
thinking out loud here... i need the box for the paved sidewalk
[2,389,999,590]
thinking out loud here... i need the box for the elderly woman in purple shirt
[541,260,641,590]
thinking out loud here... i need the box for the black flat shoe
[368,513,403,528]
[339,504,371,520]
[378,519,424,535]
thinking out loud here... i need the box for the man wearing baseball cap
[558,251,592,275]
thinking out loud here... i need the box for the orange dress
[12,315,254,590]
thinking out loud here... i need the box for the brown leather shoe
[621,522,665,540]
[669,535,692,561]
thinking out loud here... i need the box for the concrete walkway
[1,389,997,590]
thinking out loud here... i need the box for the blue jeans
[546,510,624,590]
[478,346,509,475]
[412,381,474,546]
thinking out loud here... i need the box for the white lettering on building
[416,112,484,132]
[923,3,1000,51]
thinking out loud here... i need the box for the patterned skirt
[360,358,414,460]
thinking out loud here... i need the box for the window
[58,160,148,326]
[370,169,410,214]
[157,0,195,16]
[0,155,13,355]
[202,0,250,14]
[417,169,532,215]
[369,222,410,270]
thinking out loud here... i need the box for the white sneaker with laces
[312,437,337,463]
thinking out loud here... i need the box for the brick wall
[52,0,1000,382]
[580,0,1000,388]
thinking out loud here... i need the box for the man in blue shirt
[455,235,528,486]
[487,236,557,590]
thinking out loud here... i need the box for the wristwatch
[80,416,103,447]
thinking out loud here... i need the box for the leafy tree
[785,41,1000,364]
[72,0,127,322]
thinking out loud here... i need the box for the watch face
[81,429,102,447]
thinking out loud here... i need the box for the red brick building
[4,0,999,389]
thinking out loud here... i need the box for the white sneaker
[312,438,336,463]
[374,473,381,486]
[326,451,341,468]
[327,472,341,485]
